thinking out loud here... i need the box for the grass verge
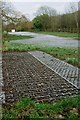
[2,95,80,120]
[2,34,33,42]
[2,42,79,67]
[38,32,80,39]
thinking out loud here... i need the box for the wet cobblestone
[2,52,79,106]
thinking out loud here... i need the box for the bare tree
[0,1,22,24]
[35,6,57,16]
[78,1,80,10]
[65,2,79,33]
[0,0,30,32]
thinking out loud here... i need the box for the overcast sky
[8,0,79,20]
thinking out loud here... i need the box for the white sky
[7,0,79,20]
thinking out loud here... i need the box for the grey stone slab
[0,92,5,104]
[0,53,5,105]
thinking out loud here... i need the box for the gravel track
[9,32,78,48]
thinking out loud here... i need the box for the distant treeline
[3,10,80,33]
[32,11,80,33]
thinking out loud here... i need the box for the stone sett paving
[29,51,80,89]
[2,52,79,107]
[0,52,5,105]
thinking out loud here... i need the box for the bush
[2,31,8,44]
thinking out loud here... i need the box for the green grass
[2,42,79,67]
[2,96,80,120]
[38,32,80,39]
[2,34,33,42]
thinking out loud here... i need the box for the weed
[2,96,80,120]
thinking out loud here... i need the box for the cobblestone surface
[0,52,5,105]
[2,52,78,107]
[29,51,80,89]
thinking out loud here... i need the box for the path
[9,32,78,48]
[2,52,78,106]
[29,51,80,89]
